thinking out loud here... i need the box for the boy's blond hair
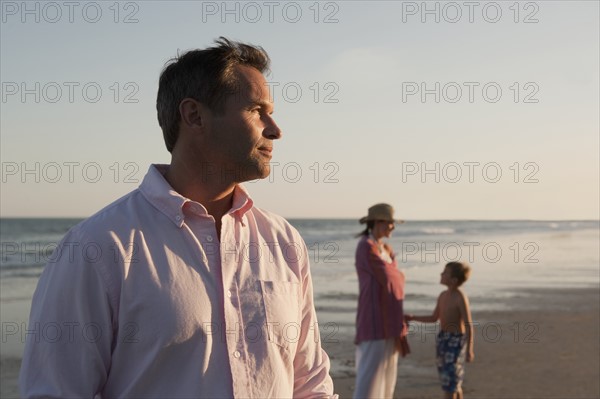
[446,261,471,286]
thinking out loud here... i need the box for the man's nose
[264,115,282,140]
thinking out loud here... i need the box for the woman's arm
[363,239,395,287]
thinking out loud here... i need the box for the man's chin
[254,160,271,179]
[255,166,271,180]
[236,165,270,183]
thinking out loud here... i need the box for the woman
[354,203,409,399]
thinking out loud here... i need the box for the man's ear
[179,98,204,129]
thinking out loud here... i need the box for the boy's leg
[443,391,461,399]
[437,332,466,399]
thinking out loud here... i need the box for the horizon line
[1,216,599,222]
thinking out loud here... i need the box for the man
[20,38,337,398]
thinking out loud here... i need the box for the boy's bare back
[437,288,470,334]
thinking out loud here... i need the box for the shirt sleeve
[19,226,115,398]
[292,240,338,399]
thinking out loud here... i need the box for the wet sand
[324,287,600,398]
[2,288,598,398]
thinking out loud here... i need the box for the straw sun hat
[359,203,405,224]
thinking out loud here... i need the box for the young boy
[406,262,474,399]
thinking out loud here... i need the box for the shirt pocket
[260,280,301,349]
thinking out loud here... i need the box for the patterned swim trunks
[436,331,466,392]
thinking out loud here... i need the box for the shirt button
[206,235,213,242]
[175,215,181,221]
[233,351,241,358]
[227,290,232,298]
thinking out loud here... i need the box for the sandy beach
[324,287,600,399]
[2,287,598,398]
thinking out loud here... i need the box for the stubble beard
[252,157,271,180]
[236,155,271,183]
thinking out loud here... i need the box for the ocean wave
[419,227,456,235]
[315,306,355,313]
[404,293,435,300]
[1,246,57,269]
[0,269,43,279]
[0,261,45,271]
[317,292,358,301]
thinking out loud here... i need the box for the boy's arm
[459,290,475,362]
[406,294,441,323]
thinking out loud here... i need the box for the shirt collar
[139,164,254,228]
[230,183,254,217]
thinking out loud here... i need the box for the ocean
[1,218,599,344]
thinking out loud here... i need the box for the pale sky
[1,1,598,219]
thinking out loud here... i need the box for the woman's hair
[355,220,375,238]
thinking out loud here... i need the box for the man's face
[203,65,282,182]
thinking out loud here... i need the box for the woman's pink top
[354,235,408,354]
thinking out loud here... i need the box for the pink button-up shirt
[19,164,336,398]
